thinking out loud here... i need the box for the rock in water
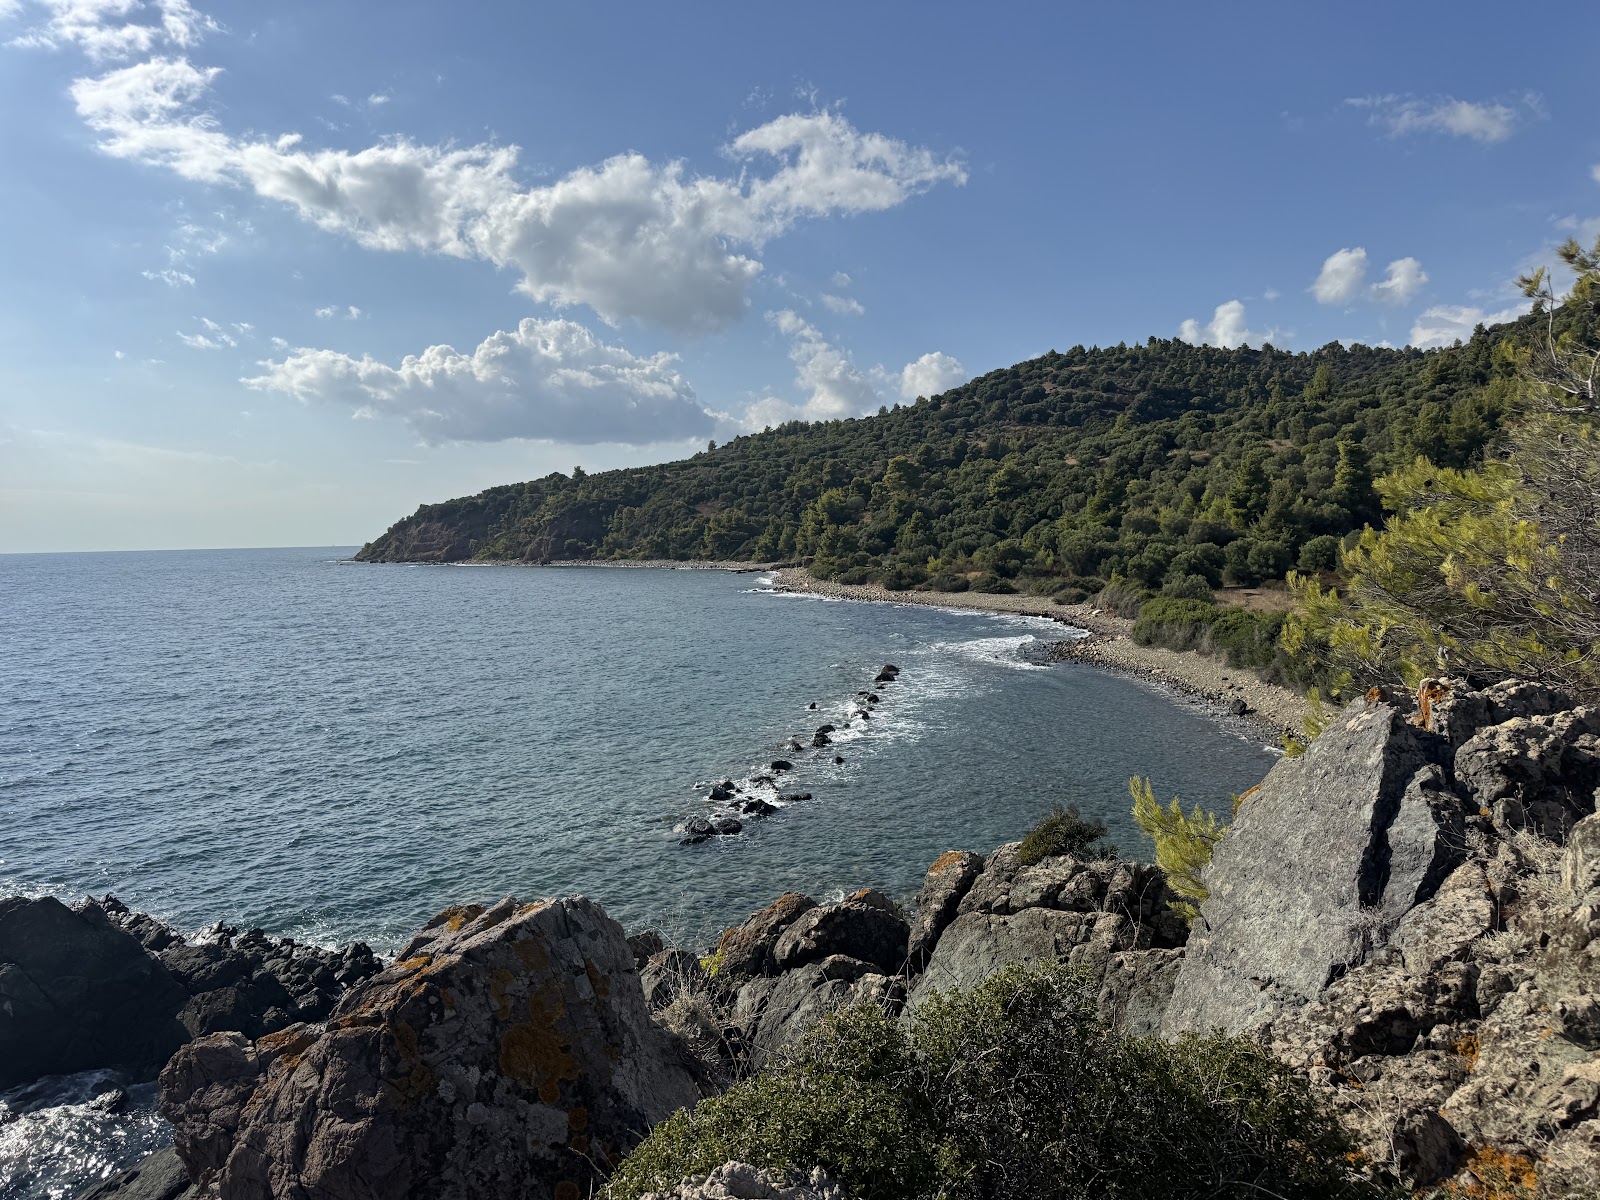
[1162,697,1456,1037]
[76,1146,196,1200]
[0,896,189,1087]
[160,896,705,1200]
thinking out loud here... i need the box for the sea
[0,548,1278,1198]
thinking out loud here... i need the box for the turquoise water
[0,548,1278,1198]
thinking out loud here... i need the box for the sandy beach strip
[769,567,1308,741]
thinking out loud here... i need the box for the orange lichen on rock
[1414,679,1452,730]
[513,936,552,972]
[488,968,516,1021]
[1455,1032,1481,1071]
[499,993,578,1104]
[1440,1146,1540,1200]
[930,850,970,873]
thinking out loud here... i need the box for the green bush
[928,573,970,592]
[1093,579,1149,618]
[1131,596,1220,651]
[1017,803,1116,865]
[1160,572,1216,601]
[971,572,1017,594]
[1297,534,1342,573]
[607,964,1393,1200]
[1053,585,1090,605]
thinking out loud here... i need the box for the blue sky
[2,1,1596,552]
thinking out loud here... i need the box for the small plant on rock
[1016,803,1117,866]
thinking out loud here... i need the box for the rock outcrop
[1160,681,1600,1193]
[160,896,705,1200]
[0,896,190,1087]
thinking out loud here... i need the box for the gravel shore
[771,567,1308,741]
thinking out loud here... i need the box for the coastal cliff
[9,678,1598,1199]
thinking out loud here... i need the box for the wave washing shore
[768,567,1309,740]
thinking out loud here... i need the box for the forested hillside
[357,325,1524,596]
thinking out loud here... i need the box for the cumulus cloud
[736,311,965,429]
[243,317,711,445]
[1409,302,1529,349]
[898,350,967,400]
[1178,300,1274,349]
[830,271,851,288]
[1311,247,1368,304]
[1371,256,1428,304]
[142,266,193,286]
[69,58,966,333]
[820,293,864,317]
[315,304,362,320]
[8,0,216,60]
[1346,93,1539,144]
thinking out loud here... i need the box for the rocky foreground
[4,678,1597,1199]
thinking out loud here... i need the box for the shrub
[1130,776,1227,919]
[1297,534,1342,573]
[1131,596,1220,651]
[608,963,1393,1200]
[929,573,970,592]
[971,572,1017,594]
[881,563,927,591]
[1053,586,1090,605]
[1093,579,1149,618]
[1017,803,1116,865]
[1160,572,1215,601]
[835,566,877,585]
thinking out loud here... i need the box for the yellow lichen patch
[513,936,552,972]
[930,850,969,873]
[439,988,457,1011]
[583,959,610,998]
[488,968,517,1021]
[256,1026,317,1058]
[569,1133,589,1155]
[567,1105,588,1133]
[499,997,578,1105]
[1455,1033,1482,1071]
[1439,1146,1540,1200]
[391,1019,421,1062]
[393,955,434,974]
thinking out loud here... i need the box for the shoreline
[769,567,1308,742]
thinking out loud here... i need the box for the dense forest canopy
[357,325,1526,597]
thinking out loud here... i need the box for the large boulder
[77,1147,197,1200]
[0,896,190,1087]
[905,851,983,971]
[906,847,1185,1015]
[1162,699,1464,1037]
[160,896,705,1200]
[772,891,908,975]
[711,893,817,978]
[1452,708,1600,838]
[732,956,904,1070]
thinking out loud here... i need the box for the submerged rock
[160,896,706,1200]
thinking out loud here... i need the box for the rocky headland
[5,678,1597,1198]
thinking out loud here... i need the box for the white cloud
[1177,300,1274,349]
[141,266,193,286]
[69,60,966,333]
[820,293,864,317]
[269,336,288,349]
[737,311,964,429]
[898,350,967,400]
[1346,93,1538,144]
[1311,247,1368,304]
[830,271,851,288]
[1592,164,1600,185]
[1371,256,1427,304]
[1262,288,1280,301]
[366,92,389,106]
[315,304,362,320]
[8,0,216,60]
[314,305,336,319]
[177,328,232,349]
[1409,302,1528,349]
[242,317,711,445]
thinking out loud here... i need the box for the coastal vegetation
[607,962,1388,1200]
[1284,236,1600,702]
[358,323,1524,600]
